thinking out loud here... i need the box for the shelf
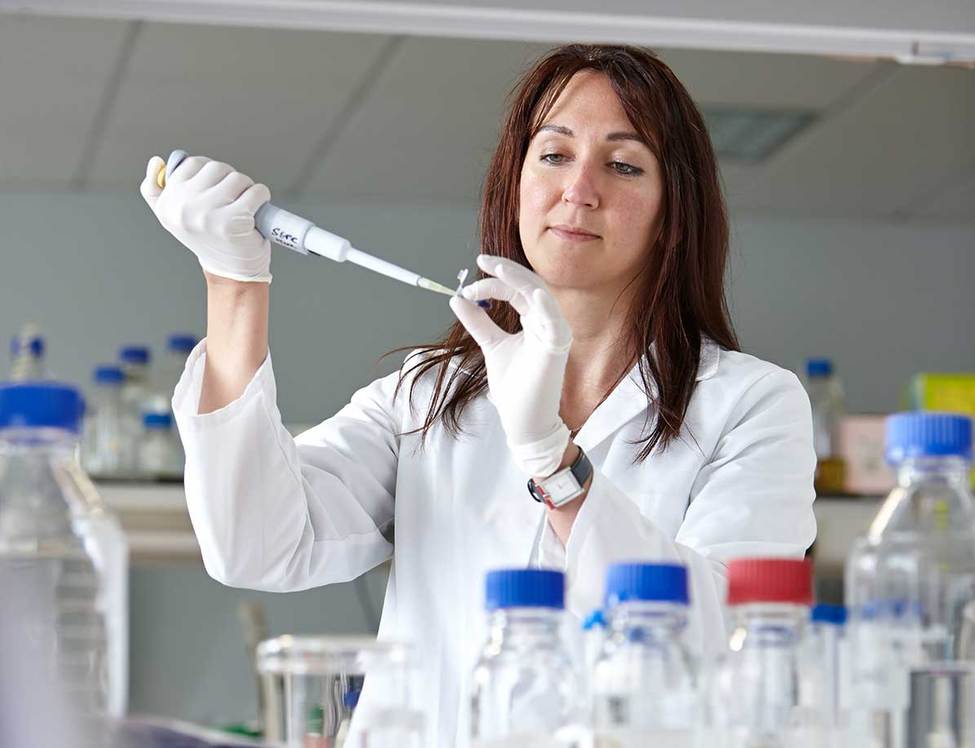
[97,481,198,565]
[812,494,884,575]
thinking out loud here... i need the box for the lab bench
[102,480,882,574]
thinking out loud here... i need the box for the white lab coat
[172,336,816,747]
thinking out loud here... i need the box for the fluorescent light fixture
[1,1,974,65]
[702,107,816,162]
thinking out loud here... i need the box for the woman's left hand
[449,255,572,478]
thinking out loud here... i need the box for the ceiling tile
[722,65,975,220]
[300,36,552,202]
[83,22,391,191]
[0,15,131,186]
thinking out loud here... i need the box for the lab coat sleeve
[562,368,817,656]
[172,339,401,592]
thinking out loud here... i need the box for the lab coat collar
[574,337,720,453]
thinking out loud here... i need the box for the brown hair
[391,44,738,460]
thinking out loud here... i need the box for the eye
[610,161,643,176]
[540,152,567,165]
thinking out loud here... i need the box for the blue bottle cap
[605,562,689,607]
[582,609,606,630]
[119,345,150,365]
[94,365,125,384]
[143,412,173,429]
[10,334,44,358]
[811,604,847,625]
[885,412,972,464]
[806,358,833,378]
[485,568,564,610]
[166,334,198,353]
[0,381,85,433]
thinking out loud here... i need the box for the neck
[551,285,638,394]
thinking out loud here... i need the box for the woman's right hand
[140,155,273,283]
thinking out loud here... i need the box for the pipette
[155,149,458,297]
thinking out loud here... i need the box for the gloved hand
[139,155,273,283]
[449,255,573,478]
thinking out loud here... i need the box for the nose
[561,163,599,209]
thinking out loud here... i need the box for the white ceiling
[0,13,972,224]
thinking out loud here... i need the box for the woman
[140,44,815,746]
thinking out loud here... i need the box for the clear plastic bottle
[705,557,820,748]
[160,333,197,395]
[9,322,49,380]
[799,604,848,739]
[0,381,119,738]
[592,562,698,747]
[805,358,846,495]
[138,411,184,480]
[81,365,139,479]
[845,412,975,748]
[471,568,585,747]
[119,343,152,416]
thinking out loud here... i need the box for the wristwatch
[527,446,593,508]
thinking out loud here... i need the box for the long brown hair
[392,44,738,460]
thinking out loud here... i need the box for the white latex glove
[139,155,273,283]
[449,254,573,478]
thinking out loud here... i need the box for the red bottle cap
[726,558,813,606]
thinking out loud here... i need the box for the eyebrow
[537,123,647,145]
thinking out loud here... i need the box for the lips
[549,224,600,241]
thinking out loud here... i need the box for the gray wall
[1,192,971,414]
[1,190,973,725]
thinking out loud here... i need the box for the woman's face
[518,70,664,297]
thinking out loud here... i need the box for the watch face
[545,470,581,504]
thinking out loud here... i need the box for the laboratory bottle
[845,412,975,748]
[805,358,846,495]
[81,365,138,479]
[160,333,197,394]
[9,322,49,380]
[0,381,122,739]
[142,333,198,417]
[581,608,607,687]
[705,557,822,748]
[119,344,153,417]
[591,562,698,747]
[798,604,848,739]
[138,411,184,480]
[470,568,586,747]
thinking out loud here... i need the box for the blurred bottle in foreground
[0,381,129,735]
[591,562,698,747]
[471,568,586,747]
[845,412,975,748]
[805,358,847,494]
[705,557,822,748]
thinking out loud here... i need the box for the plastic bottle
[138,411,184,480]
[705,557,819,748]
[845,412,975,748]
[591,562,698,747]
[0,381,125,736]
[9,322,49,380]
[581,609,607,684]
[81,365,138,479]
[805,358,846,495]
[119,344,152,415]
[799,604,848,739]
[160,333,197,394]
[470,568,585,747]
